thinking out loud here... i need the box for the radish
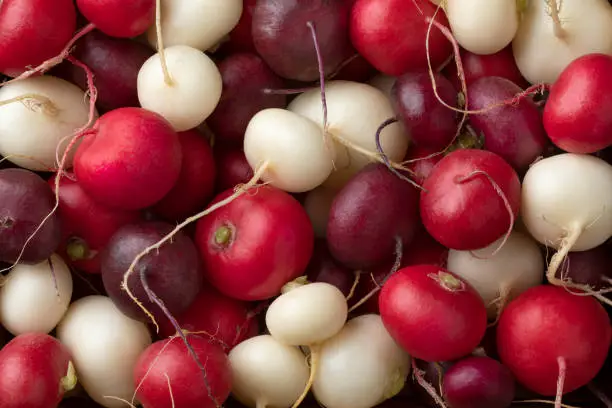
[305,240,353,297]
[512,0,612,84]
[312,314,411,408]
[57,295,152,408]
[0,75,95,171]
[0,333,76,408]
[446,230,544,319]
[555,244,612,290]
[134,335,232,408]
[543,53,612,154]
[0,254,72,335]
[304,186,339,238]
[403,145,443,185]
[497,285,611,396]
[368,74,396,99]
[214,147,254,193]
[379,265,487,362]
[420,149,521,251]
[520,153,612,286]
[76,0,155,38]
[445,0,518,55]
[229,335,310,408]
[225,0,257,53]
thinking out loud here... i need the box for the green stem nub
[214,225,233,246]
[66,237,89,261]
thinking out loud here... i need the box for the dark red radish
[158,285,259,349]
[554,244,612,290]
[442,356,515,408]
[327,163,420,270]
[497,285,611,396]
[134,335,232,408]
[0,333,75,408]
[214,147,254,192]
[392,72,458,150]
[543,53,612,154]
[329,51,377,83]
[73,107,182,210]
[195,185,314,300]
[252,0,352,82]
[207,53,286,146]
[153,130,216,222]
[305,239,354,297]
[379,264,487,362]
[403,145,443,185]
[420,149,521,250]
[50,174,141,274]
[466,76,548,172]
[225,0,257,53]
[350,0,452,76]
[0,168,61,264]
[0,0,77,77]
[76,0,155,38]
[100,221,202,322]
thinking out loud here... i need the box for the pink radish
[76,0,155,38]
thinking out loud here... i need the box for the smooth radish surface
[214,147,254,192]
[0,254,72,335]
[76,0,155,38]
[379,265,487,362]
[312,314,411,408]
[225,0,257,53]
[0,0,76,77]
[229,335,309,408]
[446,0,518,55]
[137,45,222,132]
[497,285,611,395]
[420,149,521,250]
[57,296,152,408]
[403,145,442,185]
[555,245,612,290]
[146,0,242,51]
[0,75,95,171]
[447,230,544,318]
[543,53,612,154]
[512,0,612,84]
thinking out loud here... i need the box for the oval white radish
[446,230,545,318]
[304,186,339,238]
[0,254,72,335]
[446,0,518,55]
[512,0,612,84]
[57,296,152,408]
[229,334,309,408]
[0,75,95,171]
[137,45,222,131]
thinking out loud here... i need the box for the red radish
[305,239,353,297]
[403,145,443,185]
[153,129,216,222]
[0,333,75,408]
[225,0,258,53]
[350,0,452,76]
[329,51,377,83]
[420,149,521,250]
[214,147,254,192]
[76,0,155,38]
[379,265,487,362]
[0,0,77,77]
[195,185,314,301]
[73,107,182,210]
[497,285,611,396]
[50,174,141,274]
[134,335,232,408]
[543,53,612,154]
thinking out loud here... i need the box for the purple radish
[554,244,612,290]
[305,239,353,297]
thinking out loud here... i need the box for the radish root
[291,343,321,408]
[547,0,565,39]
[555,357,567,408]
[411,359,448,408]
[346,271,361,301]
[155,0,173,86]
[164,373,176,408]
[0,93,58,115]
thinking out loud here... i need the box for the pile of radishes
[1,0,612,407]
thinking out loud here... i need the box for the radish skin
[304,186,339,238]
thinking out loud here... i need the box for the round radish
[305,240,353,297]
[556,245,612,290]
[214,147,254,192]
[368,74,396,99]
[403,145,443,185]
[76,0,155,38]
[225,0,257,53]
[304,186,339,238]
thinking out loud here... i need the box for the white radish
[304,186,339,238]
[0,75,95,171]
[243,108,335,193]
[512,0,612,84]
[0,254,72,335]
[147,0,242,52]
[313,314,411,408]
[57,296,152,408]
[446,0,518,55]
[137,45,222,131]
[520,153,612,285]
[446,230,545,318]
[229,335,310,408]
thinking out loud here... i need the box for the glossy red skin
[195,185,314,300]
[134,335,232,408]
[0,333,73,408]
[403,145,443,185]
[214,147,254,193]
[49,174,141,274]
[225,0,257,53]
[76,0,155,38]
[497,286,611,396]
[306,239,353,297]
[158,285,259,350]
[153,130,216,222]
[420,149,521,250]
[0,0,76,76]
[74,107,182,210]
[543,53,612,154]
[350,0,452,76]
[467,76,548,172]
